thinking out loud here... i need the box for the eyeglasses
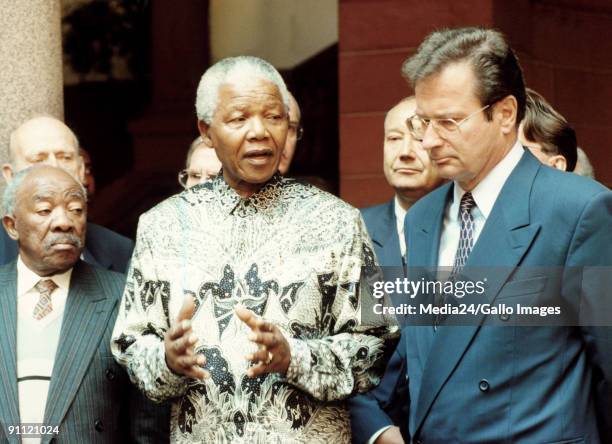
[178,169,217,189]
[406,104,490,141]
[289,122,304,140]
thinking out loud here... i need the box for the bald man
[178,137,222,189]
[0,116,134,272]
[361,97,443,268]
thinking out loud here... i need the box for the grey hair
[2,165,87,217]
[3,167,31,217]
[195,56,290,124]
[575,147,595,179]
[402,27,526,124]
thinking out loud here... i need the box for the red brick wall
[339,0,612,208]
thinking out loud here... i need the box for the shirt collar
[394,195,408,235]
[452,140,524,219]
[17,255,73,296]
[206,171,287,217]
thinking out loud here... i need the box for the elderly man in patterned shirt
[111,56,392,443]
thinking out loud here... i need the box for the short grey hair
[402,27,526,124]
[3,167,31,217]
[2,165,87,217]
[195,56,290,124]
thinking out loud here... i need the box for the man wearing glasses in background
[350,27,611,444]
[178,136,222,189]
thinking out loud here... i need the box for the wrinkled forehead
[16,124,78,156]
[385,99,417,130]
[414,61,480,115]
[216,77,285,110]
[17,170,85,205]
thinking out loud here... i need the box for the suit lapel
[414,153,542,433]
[408,183,452,269]
[43,261,116,428]
[0,263,20,435]
[406,184,451,382]
[371,199,403,267]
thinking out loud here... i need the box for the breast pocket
[497,276,548,300]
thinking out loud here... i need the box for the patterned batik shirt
[111,174,393,443]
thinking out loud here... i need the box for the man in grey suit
[0,116,134,273]
[351,27,612,443]
[0,165,168,443]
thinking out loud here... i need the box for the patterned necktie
[33,279,58,320]
[451,191,477,276]
[434,192,477,330]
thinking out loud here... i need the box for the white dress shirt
[438,141,524,267]
[394,196,408,258]
[17,257,72,444]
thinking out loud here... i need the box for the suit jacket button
[499,313,510,321]
[415,439,423,444]
[479,379,490,392]
[95,420,104,432]
[105,368,116,380]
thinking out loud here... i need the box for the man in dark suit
[1,116,133,273]
[0,165,168,443]
[361,96,442,269]
[351,27,611,443]
[351,97,442,443]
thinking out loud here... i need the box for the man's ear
[496,95,518,135]
[2,215,19,241]
[197,120,215,147]
[2,163,14,184]
[548,154,567,172]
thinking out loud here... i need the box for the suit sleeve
[111,212,189,403]
[567,189,612,442]
[96,269,170,443]
[125,384,171,444]
[349,331,408,443]
[283,211,398,401]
